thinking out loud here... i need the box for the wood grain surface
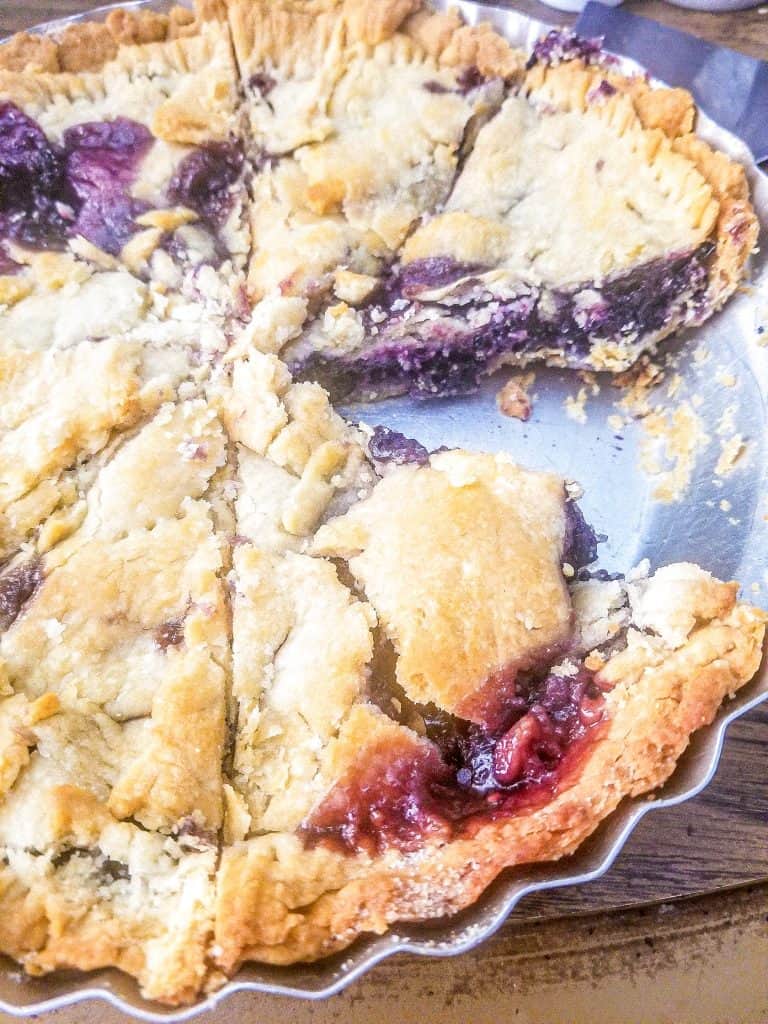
[0,2,766,1018]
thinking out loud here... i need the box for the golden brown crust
[311,452,573,723]
[616,72,758,306]
[403,7,524,79]
[0,2,223,75]
[227,0,522,78]
[0,32,61,73]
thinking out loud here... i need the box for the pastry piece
[286,31,757,399]
[213,350,377,552]
[228,0,521,352]
[0,788,217,1005]
[0,398,231,1002]
[215,449,765,971]
[0,1,248,357]
[0,337,199,562]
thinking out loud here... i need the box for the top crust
[312,451,572,725]
[213,571,766,972]
[522,58,758,307]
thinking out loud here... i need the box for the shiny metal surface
[0,2,766,1018]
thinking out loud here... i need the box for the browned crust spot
[0,1,220,74]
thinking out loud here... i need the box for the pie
[0,0,764,1008]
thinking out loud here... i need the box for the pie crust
[0,0,763,1006]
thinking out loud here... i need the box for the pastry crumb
[638,402,710,504]
[496,373,535,420]
[714,368,737,388]
[564,387,589,424]
[715,434,747,477]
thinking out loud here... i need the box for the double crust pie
[0,0,764,1006]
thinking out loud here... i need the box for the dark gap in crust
[51,846,130,882]
[154,616,186,651]
[292,243,714,401]
[172,815,218,851]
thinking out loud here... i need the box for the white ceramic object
[537,0,621,13]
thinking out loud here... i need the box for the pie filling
[0,102,242,265]
[301,498,607,856]
[526,29,606,70]
[0,559,43,632]
[293,245,714,400]
[301,655,609,856]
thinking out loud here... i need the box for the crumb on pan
[496,372,535,420]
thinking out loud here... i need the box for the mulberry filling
[302,657,608,856]
[527,30,605,69]
[0,560,43,632]
[294,244,713,400]
[167,140,244,231]
[0,103,242,260]
[367,426,431,466]
[0,104,152,255]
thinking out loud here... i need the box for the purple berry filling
[154,616,186,650]
[0,103,76,250]
[168,140,244,229]
[302,659,606,855]
[248,71,277,96]
[295,244,713,400]
[527,30,605,70]
[0,560,43,632]
[396,256,487,298]
[423,65,489,96]
[63,118,153,254]
[588,79,618,102]
[367,426,430,466]
[564,500,598,570]
[0,249,21,275]
[0,102,244,260]
[0,104,152,255]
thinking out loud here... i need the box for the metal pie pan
[0,1,767,1018]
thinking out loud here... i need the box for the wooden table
[0,1,767,1020]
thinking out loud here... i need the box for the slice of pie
[227,0,521,354]
[283,30,757,399]
[0,397,231,1003]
